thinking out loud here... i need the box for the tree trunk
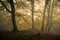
[45,0,54,32]
[10,0,17,31]
[0,0,17,31]
[41,0,49,32]
[45,3,50,32]
[31,0,34,29]
[47,0,54,32]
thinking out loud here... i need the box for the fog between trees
[0,0,60,35]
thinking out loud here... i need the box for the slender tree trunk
[45,3,50,32]
[47,0,54,32]
[45,0,53,32]
[10,0,17,31]
[31,0,34,29]
[41,0,49,32]
[41,6,46,32]
[0,0,17,31]
[45,0,54,32]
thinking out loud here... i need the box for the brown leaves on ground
[24,28,40,34]
[0,29,60,40]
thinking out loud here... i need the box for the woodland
[0,0,60,40]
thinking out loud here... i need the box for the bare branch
[0,1,12,13]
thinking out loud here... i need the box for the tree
[45,0,54,32]
[41,0,50,32]
[47,0,54,32]
[45,0,51,32]
[0,0,17,31]
[31,0,34,29]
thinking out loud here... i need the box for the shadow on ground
[0,29,60,40]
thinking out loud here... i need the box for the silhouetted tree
[0,0,17,31]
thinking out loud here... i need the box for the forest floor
[0,29,60,40]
